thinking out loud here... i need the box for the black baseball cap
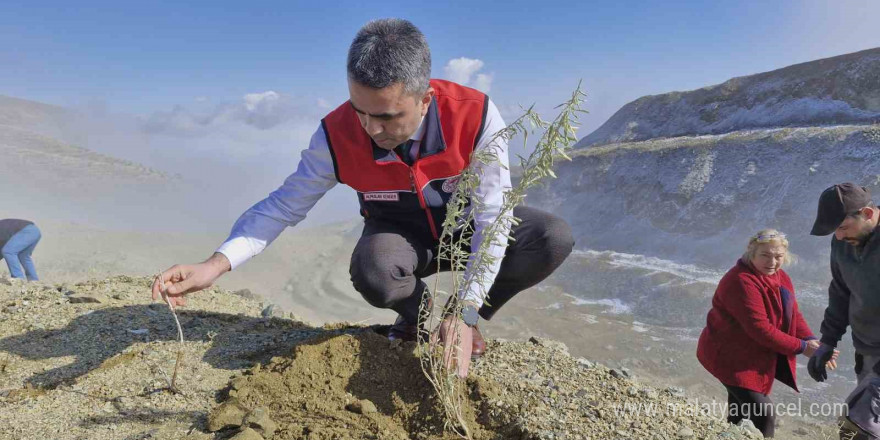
[810,183,873,236]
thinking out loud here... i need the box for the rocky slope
[0,275,779,440]
[536,124,880,278]
[535,49,880,279]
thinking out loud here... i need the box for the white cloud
[443,57,494,93]
[473,73,493,94]
[444,58,484,84]
[316,98,332,110]
[142,91,324,136]
[136,91,330,182]
[243,91,280,111]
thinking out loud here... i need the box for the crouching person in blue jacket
[1,219,42,281]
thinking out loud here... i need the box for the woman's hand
[803,339,820,357]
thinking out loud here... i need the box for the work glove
[807,343,834,382]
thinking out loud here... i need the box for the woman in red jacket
[697,229,838,438]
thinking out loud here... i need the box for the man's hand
[437,315,473,379]
[807,343,839,382]
[151,253,231,307]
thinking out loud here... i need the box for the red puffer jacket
[696,259,814,394]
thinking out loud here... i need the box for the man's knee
[536,214,575,262]
[350,251,413,309]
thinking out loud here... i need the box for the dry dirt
[0,275,832,439]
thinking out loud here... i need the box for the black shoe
[387,315,418,342]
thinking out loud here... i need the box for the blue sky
[3,0,879,135]
[2,1,879,230]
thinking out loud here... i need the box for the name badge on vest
[363,192,400,202]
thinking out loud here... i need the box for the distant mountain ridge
[576,48,880,148]
[0,94,180,230]
[0,95,67,128]
[535,48,880,280]
[0,95,168,182]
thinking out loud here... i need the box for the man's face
[834,211,875,247]
[348,80,433,151]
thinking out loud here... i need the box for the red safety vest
[321,79,488,240]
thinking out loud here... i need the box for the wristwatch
[461,303,480,327]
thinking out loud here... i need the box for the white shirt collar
[410,115,426,142]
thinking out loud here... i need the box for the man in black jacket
[809,183,880,438]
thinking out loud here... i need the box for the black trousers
[724,384,775,438]
[349,206,574,324]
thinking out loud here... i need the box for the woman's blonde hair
[742,228,797,266]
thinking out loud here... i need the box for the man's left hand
[437,315,473,378]
[808,343,837,382]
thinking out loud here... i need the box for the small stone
[666,386,685,397]
[243,407,277,438]
[677,427,694,438]
[261,304,284,318]
[576,358,595,369]
[229,427,265,440]
[360,400,378,414]
[528,336,569,352]
[68,294,107,304]
[230,377,249,391]
[207,399,248,432]
[737,419,762,437]
[346,399,378,414]
[792,427,810,436]
[234,288,258,299]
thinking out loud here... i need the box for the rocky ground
[0,275,836,439]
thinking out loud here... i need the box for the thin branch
[154,272,186,395]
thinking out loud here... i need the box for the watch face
[462,305,479,327]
